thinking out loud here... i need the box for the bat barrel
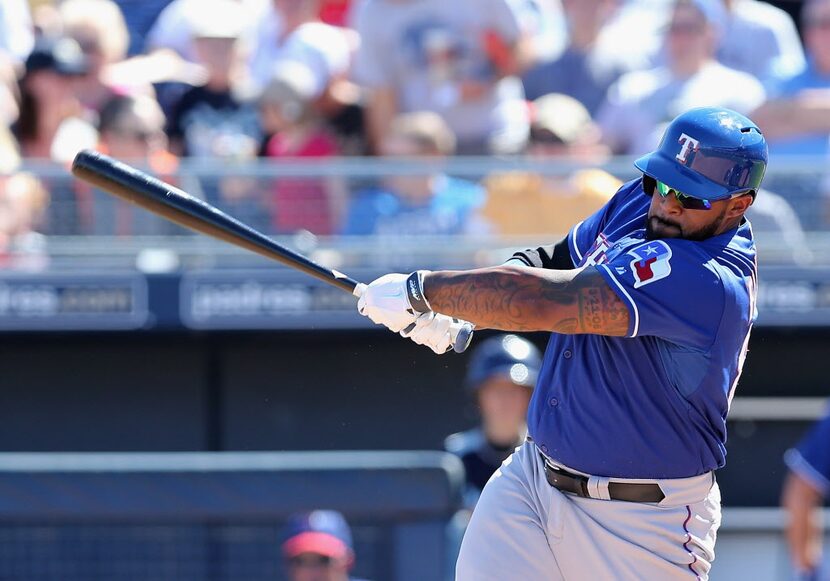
[71,150,474,353]
[71,150,360,294]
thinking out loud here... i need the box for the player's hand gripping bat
[71,150,473,352]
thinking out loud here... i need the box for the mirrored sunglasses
[653,179,713,210]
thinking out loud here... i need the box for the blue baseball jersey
[527,178,757,478]
[785,410,830,496]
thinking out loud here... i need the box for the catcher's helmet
[465,334,542,392]
[634,107,767,202]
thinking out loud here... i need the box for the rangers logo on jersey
[628,241,673,288]
[583,233,612,266]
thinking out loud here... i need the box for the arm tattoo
[423,266,629,336]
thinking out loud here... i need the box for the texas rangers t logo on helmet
[676,133,700,164]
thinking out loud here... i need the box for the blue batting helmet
[634,107,768,202]
[465,334,542,392]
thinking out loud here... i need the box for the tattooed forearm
[575,279,629,335]
[423,266,629,336]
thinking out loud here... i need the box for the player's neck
[715,215,744,237]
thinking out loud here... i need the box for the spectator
[351,0,531,155]
[248,0,363,153]
[444,333,541,508]
[84,93,181,235]
[165,0,262,158]
[281,510,367,581]
[478,93,617,237]
[145,0,264,64]
[248,0,352,94]
[259,61,345,235]
[718,0,806,88]
[521,0,639,115]
[596,0,765,154]
[340,112,485,236]
[140,0,262,116]
[0,172,50,271]
[58,0,147,115]
[749,0,830,158]
[14,36,98,162]
[99,94,171,163]
[782,409,830,581]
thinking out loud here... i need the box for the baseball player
[281,509,369,581]
[445,333,542,508]
[357,106,766,580]
[782,409,830,581]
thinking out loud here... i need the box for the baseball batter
[357,106,767,580]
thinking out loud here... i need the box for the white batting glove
[356,271,431,333]
[399,311,463,354]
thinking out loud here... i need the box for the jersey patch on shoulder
[628,240,673,288]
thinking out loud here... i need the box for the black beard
[645,213,725,241]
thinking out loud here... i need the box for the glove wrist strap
[405,271,431,314]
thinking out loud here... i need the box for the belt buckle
[543,458,590,498]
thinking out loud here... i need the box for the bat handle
[354,281,474,353]
[451,321,475,353]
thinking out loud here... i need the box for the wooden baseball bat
[70,150,473,352]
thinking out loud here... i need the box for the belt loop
[587,476,612,501]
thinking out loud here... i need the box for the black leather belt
[541,455,665,503]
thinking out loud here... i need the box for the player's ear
[725,192,753,219]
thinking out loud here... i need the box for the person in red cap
[281,510,360,581]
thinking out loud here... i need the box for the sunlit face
[102,125,158,160]
[645,180,742,241]
[193,37,237,79]
[101,107,166,160]
[25,70,75,103]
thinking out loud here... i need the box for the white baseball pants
[456,440,720,580]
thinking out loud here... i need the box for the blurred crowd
[0,0,827,265]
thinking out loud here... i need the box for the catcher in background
[445,333,542,508]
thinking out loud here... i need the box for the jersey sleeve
[595,240,726,349]
[785,411,830,496]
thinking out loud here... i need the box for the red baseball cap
[281,510,353,559]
